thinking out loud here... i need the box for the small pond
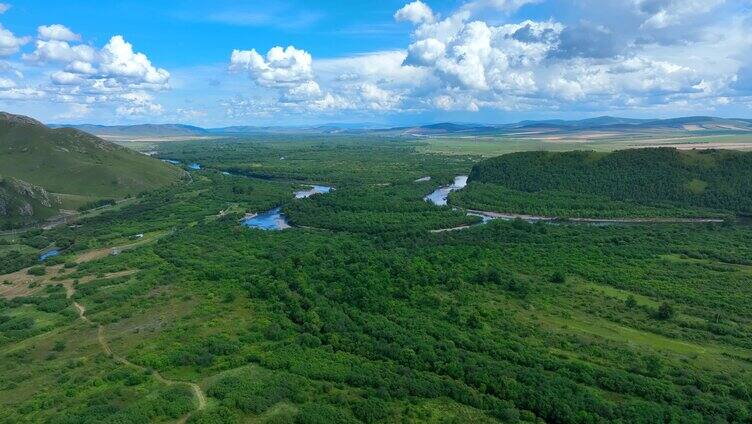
[39,249,60,261]
[241,208,291,231]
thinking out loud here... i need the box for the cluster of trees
[0,287,73,343]
[156,135,476,190]
[284,182,479,234]
[452,182,728,219]
[122,213,751,423]
[49,384,195,424]
[469,148,752,214]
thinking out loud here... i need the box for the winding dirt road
[431,209,727,232]
[71,293,207,420]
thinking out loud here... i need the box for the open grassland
[416,133,752,156]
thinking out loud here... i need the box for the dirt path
[431,209,727,232]
[70,280,207,420]
[467,209,725,224]
[430,224,475,233]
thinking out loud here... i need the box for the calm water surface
[39,249,60,261]
[244,185,334,230]
[241,208,291,230]
[295,185,333,199]
[424,176,468,206]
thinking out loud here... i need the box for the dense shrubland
[2,139,751,423]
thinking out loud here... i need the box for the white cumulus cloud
[37,24,80,41]
[635,0,725,29]
[226,0,750,118]
[0,24,29,56]
[23,39,95,63]
[20,29,170,117]
[395,1,435,25]
[230,46,314,88]
[99,35,169,85]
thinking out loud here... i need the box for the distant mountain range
[388,116,752,136]
[50,123,210,137]
[52,116,752,138]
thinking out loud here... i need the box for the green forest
[1,137,752,423]
[465,148,752,216]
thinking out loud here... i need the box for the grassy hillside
[0,112,186,223]
[467,148,752,214]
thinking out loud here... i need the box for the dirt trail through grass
[69,283,207,421]
[39,232,209,421]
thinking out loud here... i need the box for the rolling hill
[0,112,186,226]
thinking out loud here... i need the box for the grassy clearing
[538,310,752,371]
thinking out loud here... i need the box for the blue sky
[0,0,750,126]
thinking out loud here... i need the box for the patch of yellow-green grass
[576,281,660,308]
[6,304,67,328]
[402,397,499,423]
[415,137,612,156]
[78,197,140,219]
[0,321,100,405]
[0,244,36,255]
[71,229,168,258]
[54,193,100,210]
[112,140,158,152]
[573,279,710,331]
[539,310,752,372]
[0,316,187,422]
[252,402,298,423]
[415,133,752,156]
[92,287,197,357]
[660,254,752,274]
[108,290,275,382]
[686,179,708,195]
[651,134,752,144]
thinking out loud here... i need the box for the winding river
[424,176,468,206]
[295,185,333,199]
[234,171,730,233]
[160,159,201,170]
[242,185,334,230]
